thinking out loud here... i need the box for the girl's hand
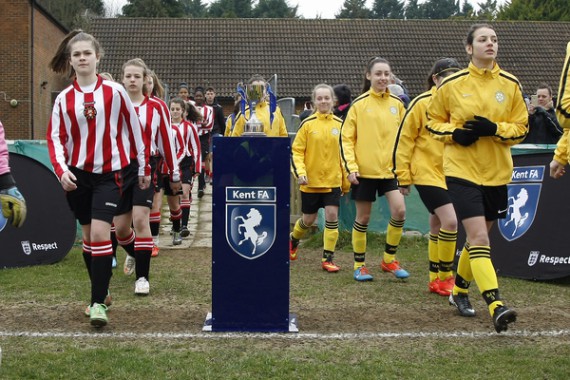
[139,175,151,190]
[348,172,360,185]
[297,176,308,185]
[60,171,77,191]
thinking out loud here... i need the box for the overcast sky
[104,0,504,18]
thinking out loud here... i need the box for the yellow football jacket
[553,42,570,165]
[291,112,350,193]
[393,87,445,188]
[230,101,288,137]
[426,62,528,186]
[341,89,405,179]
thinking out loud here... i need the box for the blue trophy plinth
[204,136,297,332]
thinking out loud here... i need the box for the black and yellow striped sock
[352,221,367,269]
[469,245,502,315]
[453,243,472,296]
[323,220,339,253]
[383,218,404,264]
[291,218,310,241]
[428,233,439,282]
[438,228,457,281]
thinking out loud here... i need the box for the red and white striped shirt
[196,104,214,136]
[174,120,202,174]
[47,76,148,179]
[135,97,180,182]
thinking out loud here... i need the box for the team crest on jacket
[390,106,397,115]
[225,187,276,260]
[495,91,505,103]
[83,101,97,120]
[331,128,339,136]
[498,166,543,242]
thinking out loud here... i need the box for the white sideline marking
[1,329,569,340]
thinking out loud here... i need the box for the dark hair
[194,86,205,95]
[170,97,202,123]
[536,82,552,96]
[49,30,104,77]
[205,87,215,93]
[427,57,462,89]
[465,23,495,47]
[333,84,352,106]
[362,57,391,93]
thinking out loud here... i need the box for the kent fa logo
[226,187,276,260]
[498,166,543,242]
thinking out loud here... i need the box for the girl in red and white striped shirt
[113,58,181,296]
[171,98,202,238]
[47,30,150,328]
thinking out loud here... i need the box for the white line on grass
[1,329,569,340]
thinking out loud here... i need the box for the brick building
[0,0,68,140]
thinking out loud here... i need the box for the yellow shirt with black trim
[341,89,405,179]
[393,86,445,188]
[230,101,288,137]
[291,112,350,193]
[554,42,570,165]
[426,62,528,186]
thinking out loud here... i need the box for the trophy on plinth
[242,83,266,136]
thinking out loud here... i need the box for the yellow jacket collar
[468,61,500,79]
[315,111,333,120]
[369,89,390,99]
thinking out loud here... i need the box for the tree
[122,0,184,17]
[208,0,254,18]
[38,0,105,29]
[475,0,497,20]
[421,0,458,19]
[180,0,208,18]
[336,0,372,19]
[404,0,425,19]
[371,0,405,19]
[253,0,299,18]
[497,0,570,21]
[456,0,475,18]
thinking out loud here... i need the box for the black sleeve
[212,105,226,135]
[0,173,16,190]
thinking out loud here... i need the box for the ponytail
[49,30,104,78]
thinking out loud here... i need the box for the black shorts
[66,166,126,225]
[132,157,157,208]
[162,175,183,196]
[446,177,508,221]
[301,188,341,214]
[415,185,452,214]
[350,178,398,202]
[115,161,139,215]
[199,133,210,158]
[180,156,196,184]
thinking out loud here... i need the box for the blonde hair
[311,84,336,113]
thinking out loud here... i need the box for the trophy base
[242,131,267,137]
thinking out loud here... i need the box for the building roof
[89,18,570,98]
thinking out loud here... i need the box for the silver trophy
[243,83,266,136]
